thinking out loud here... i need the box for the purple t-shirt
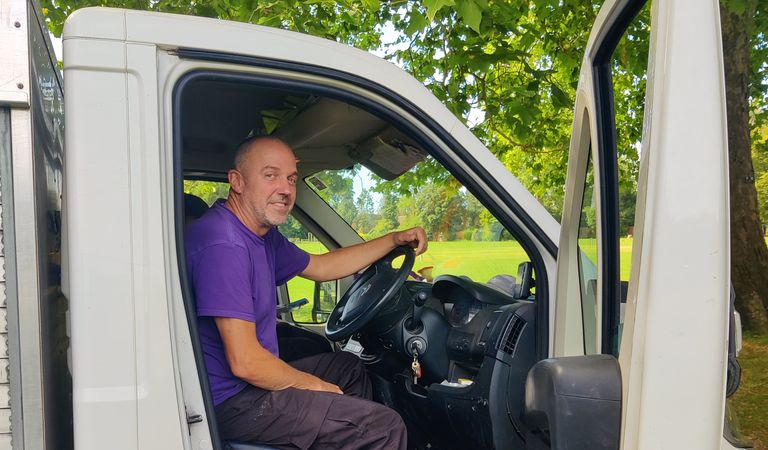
[185,201,310,405]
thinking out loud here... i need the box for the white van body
[0,0,743,449]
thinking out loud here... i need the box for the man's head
[227,136,298,236]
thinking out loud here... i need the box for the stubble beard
[257,202,292,229]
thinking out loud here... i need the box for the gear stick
[405,290,429,333]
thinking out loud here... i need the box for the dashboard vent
[497,314,526,356]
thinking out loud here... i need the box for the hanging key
[411,350,422,384]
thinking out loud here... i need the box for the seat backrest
[184,193,210,224]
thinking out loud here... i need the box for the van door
[550,0,733,447]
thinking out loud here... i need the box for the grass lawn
[732,333,768,449]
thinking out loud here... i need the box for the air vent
[496,314,526,356]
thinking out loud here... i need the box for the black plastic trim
[589,0,647,356]
[172,76,225,450]
[172,67,552,362]
[290,204,342,250]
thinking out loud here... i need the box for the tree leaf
[360,0,380,12]
[424,0,455,21]
[405,9,429,35]
[456,0,483,34]
[550,84,571,109]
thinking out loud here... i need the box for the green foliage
[755,123,768,224]
[43,0,766,236]
[184,179,229,204]
[42,0,385,52]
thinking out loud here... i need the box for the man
[186,136,428,449]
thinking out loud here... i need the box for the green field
[287,239,636,322]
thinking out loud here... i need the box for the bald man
[185,136,427,449]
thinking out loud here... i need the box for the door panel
[555,0,730,447]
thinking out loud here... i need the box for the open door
[526,0,734,448]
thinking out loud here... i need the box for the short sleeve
[269,231,311,286]
[189,242,256,322]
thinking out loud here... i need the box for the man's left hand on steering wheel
[391,227,428,256]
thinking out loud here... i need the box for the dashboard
[364,273,539,450]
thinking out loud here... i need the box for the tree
[721,0,768,333]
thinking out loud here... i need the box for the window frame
[588,0,648,356]
[171,66,556,446]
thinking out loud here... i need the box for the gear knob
[414,290,428,307]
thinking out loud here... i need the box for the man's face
[233,140,298,231]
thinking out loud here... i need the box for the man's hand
[302,226,430,282]
[391,226,428,256]
[216,317,343,394]
[300,375,343,395]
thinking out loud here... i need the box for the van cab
[0,0,740,448]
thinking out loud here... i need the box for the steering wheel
[325,246,415,341]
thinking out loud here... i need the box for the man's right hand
[216,317,343,394]
[301,375,343,395]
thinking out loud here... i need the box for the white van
[0,0,745,449]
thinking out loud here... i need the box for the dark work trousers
[215,351,408,450]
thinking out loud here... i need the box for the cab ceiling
[179,78,423,178]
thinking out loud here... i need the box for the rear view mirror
[312,281,337,323]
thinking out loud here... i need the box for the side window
[608,4,649,351]
[577,156,598,354]
[584,2,648,355]
[278,218,337,324]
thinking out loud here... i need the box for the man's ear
[228,169,244,194]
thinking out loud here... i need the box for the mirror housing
[523,355,621,450]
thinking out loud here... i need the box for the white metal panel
[619,0,730,448]
[125,42,186,450]
[0,386,8,409]
[0,409,10,434]
[0,0,30,106]
[0,105,14,450]
[62,36,139,449]
[553,100,594,357]
[0,109,8,450]
[10,107,44,450]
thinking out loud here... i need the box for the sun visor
[350,136,427,180]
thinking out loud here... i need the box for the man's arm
[300,227,428,282]
[215,317,342,394]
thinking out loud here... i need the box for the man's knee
[370,404,407,448]
[381,406,406,430]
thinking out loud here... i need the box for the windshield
[304,158,531,285]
